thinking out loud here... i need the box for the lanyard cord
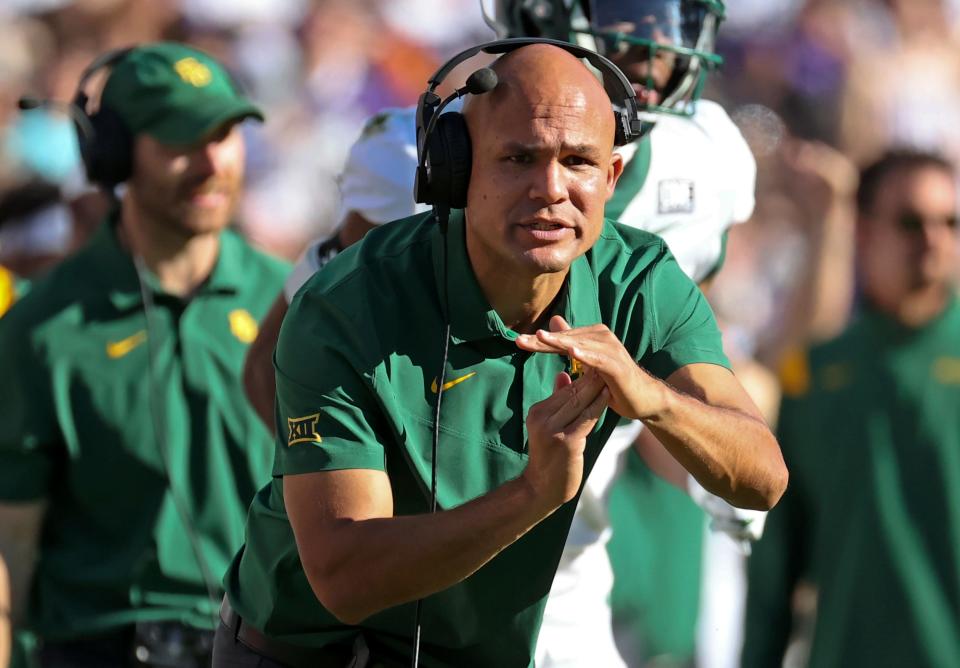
[411,205,453,667]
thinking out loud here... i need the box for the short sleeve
[336,108,431,225]
[0,308,58,500]
[271,289,387,476]
[640,248,730,379]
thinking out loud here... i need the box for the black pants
[211,621,287,668]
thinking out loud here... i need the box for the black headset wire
[134,255,223,628]
[411,205,453,668]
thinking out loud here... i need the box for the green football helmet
[480,0,725,118]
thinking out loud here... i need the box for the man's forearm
[291,474,554,625]
[644,386,786,510]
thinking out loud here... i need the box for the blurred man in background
[0,43,287,667]
[743,148,960,668]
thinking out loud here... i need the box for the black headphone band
[413,37,643,210]
[424,37,642,141]
[73,47,135,112]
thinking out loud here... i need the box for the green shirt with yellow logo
[0,215,288,639]
[224,210,729,667]
[743,297,960,668]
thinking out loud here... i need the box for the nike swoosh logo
[430,371,477,394]
[106,330,147,359]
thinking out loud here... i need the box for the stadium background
[1,1,959,667]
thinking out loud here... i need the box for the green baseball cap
[101,42,264,145]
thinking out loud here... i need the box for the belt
[219,596,358,668]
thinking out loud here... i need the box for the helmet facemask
[481,0,725,120]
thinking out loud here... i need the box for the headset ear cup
[426,112,473,209]
[85,106,132,188]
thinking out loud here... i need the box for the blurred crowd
[1,0,959,667]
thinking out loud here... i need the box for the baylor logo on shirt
[288,413,322,446]
[658,179,695,214]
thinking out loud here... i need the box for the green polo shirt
[224,209,728,667]
[0,215,288,639]
[743,297,960,668]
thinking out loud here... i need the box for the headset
[22,45,249,191]
[413,37,643,220]
[71,47,137,189]
[409,37,640,668]
[19,47,135,189]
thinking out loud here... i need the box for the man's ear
[606,151,625,200]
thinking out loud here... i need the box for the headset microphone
[463,67,498,95]
[413,66,499,225]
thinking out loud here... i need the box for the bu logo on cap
[174,57,212,87]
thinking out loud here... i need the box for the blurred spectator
[0,43,288,668]
[840,0,960,166]
[743,148,960,667]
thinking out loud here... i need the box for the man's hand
[517,316,787,510]
[523,370,609,512]
[516,315,665,420]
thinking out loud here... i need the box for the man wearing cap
[0,43,287,668]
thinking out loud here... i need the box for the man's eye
[505,154,532,164]
[564,156,592,167]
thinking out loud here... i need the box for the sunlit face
[463,85,622,278]
[859,166,958,301]
[127,121,245,237]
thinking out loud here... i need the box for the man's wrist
[633,366,675,421]
[511,473,560,523]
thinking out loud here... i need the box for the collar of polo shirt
[79,210,245,311]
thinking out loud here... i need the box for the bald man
[213,44,786,668]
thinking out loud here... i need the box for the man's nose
[190,141,222,179]
[528,159,567,205]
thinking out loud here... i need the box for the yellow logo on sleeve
[288,413,322,446]
[106,330,147,359]
[174,57,213,87]
[430,371,477,394]
[229,309,259,344]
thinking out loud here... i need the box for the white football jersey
[613,100,756,283]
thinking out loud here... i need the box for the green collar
[431,210,603,344]
[85,209,243,311]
